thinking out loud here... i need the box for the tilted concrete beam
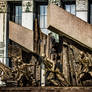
[47,4,92,50]
[9,21,33,51]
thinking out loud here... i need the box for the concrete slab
[9,21,33,51]
[47,4,92,50]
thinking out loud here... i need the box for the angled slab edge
[47,4,92,51]
[9,21,33,52]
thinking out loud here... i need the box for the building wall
[0,0,90,86]
[76,0,88,22]
[0,0,89,64]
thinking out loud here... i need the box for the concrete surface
[47,4,92,50]
[9,21,33,51]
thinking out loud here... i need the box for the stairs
[47,4,92,51]
[9,21,33,52]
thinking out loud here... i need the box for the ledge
[0,87,92,92]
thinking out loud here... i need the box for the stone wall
[76,0,88,22]
[0,87,92,92]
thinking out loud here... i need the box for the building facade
[0,0,92,86]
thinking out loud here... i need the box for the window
[39,5,50,34]
[88,0,92,24]
[40,5,47,29]
[15,6,22,25]
[64,2,76,15]
[8,2,22,25]
[38,4,59,41]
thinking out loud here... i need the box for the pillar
[22,0,33,30]
[0,1,8,65]
[76,0,88,22]
[41,62,45,86]
[0,1,8,85]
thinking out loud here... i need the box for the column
[22,0,33,30]
[0,1,7,65]
[41,62,45,86]
[0,1,7,85]
[76,0,88,22]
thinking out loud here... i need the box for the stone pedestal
[22,0,33,30]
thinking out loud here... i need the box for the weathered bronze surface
[1,35,92,87]
[0,87,92,92]
[0,45,69,87]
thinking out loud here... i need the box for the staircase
[9,21,33,52]
[47,4,92,51]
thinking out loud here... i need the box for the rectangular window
[88,0,92,24]
[8,2,22,25]
[90,4,92,24]
[64,2,76,15]
[39,5,50,34]
[15,6,22,25]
